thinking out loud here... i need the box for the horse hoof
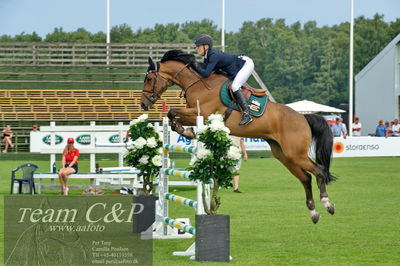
[311,212,320,224]
[184,128,196,139]
[326,204,335,215]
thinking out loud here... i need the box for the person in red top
[58,137,80,195]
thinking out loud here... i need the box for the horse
[141,50,336,224]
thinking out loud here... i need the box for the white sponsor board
[169,134,400,157]
[332,136,400,157]
[30,131,124,152]
[30,124,400,157]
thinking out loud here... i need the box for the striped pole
[164,217,196,235]
[163,168,192,179]
[163,144,197,153]
[164,193,197,209]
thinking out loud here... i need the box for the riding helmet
[194,34,213,48]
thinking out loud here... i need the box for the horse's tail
[304,114,337,184]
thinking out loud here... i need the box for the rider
[193,34,254,125]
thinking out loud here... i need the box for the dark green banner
[4,196,152,266]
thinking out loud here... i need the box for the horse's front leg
[168,108,198,139]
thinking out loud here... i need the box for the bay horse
[141,50,336,224]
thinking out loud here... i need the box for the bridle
[142,63,211,104]
[142,70,172,105]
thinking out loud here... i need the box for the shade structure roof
[286,100,346,114]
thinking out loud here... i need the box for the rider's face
[195,45,208,56]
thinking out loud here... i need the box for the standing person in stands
[193,34,254,126]
[375,120,387,137]
[2,125,14,153]
[352,117,362,136]
[58,137,79,195]
[392,119,400,137]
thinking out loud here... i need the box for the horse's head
[141,57,172,110]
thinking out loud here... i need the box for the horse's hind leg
[268,140,320,224]
[303,161,335,215]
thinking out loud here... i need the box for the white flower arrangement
[189,156,198,166]
[222,126,230,135]
[138,155,149,164]
[188,112,242,214]
[133,137,147,149]
[208,113,224,122]
[227,146,241,160]
[196,124,208,134]
[130,113,149,126]
[151,155,163,166]
[124,113,163,196]
[209,120,226,132]
[138,113,148,122]
[196,147,212,159]
[146,137,158,148]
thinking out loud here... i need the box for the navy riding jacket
[194,49,245,80]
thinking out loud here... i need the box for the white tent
[286,100,345,114]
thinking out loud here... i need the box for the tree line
[1,15,399,105]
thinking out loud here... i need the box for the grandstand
[0,42,193,151]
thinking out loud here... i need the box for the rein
[173,64,212,99]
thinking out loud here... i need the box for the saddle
[228,82,268,99]
[220,80,269,121]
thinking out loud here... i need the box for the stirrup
[239,112,253,126]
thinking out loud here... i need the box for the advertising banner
[30,126,400,157]
[30,131,123,152]
[332,137,400,157]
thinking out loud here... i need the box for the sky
[0,0,399,37]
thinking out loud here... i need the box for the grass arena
[0,153,399,265]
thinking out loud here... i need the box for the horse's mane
[160,49,229,78]
[160,50,196,67]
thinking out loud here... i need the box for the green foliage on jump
[188,114,241,215]
[124,114,163,195]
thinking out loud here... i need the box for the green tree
[45,27,70,42]
[110,24,135,42]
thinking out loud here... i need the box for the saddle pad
[220,80,268,117]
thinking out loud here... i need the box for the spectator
[340,118,348,138]
[58,137,80,195]
[31,125,39,132]
[331,117,347,139]
[392,119,400,137]
[375,120,387,137]
[352,116,362,136]
[2,125,14,153]
[385,121,392,136]
[230,136,248,193]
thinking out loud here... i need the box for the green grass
[0,157,399,265]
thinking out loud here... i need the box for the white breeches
[231,56,254,92]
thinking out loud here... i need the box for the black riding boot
[233,89,253,126]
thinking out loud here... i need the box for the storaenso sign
[76,134,91,145]
[109,134,120,143]
[42,135,63,145]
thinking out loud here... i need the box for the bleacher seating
[0,89,185,120]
